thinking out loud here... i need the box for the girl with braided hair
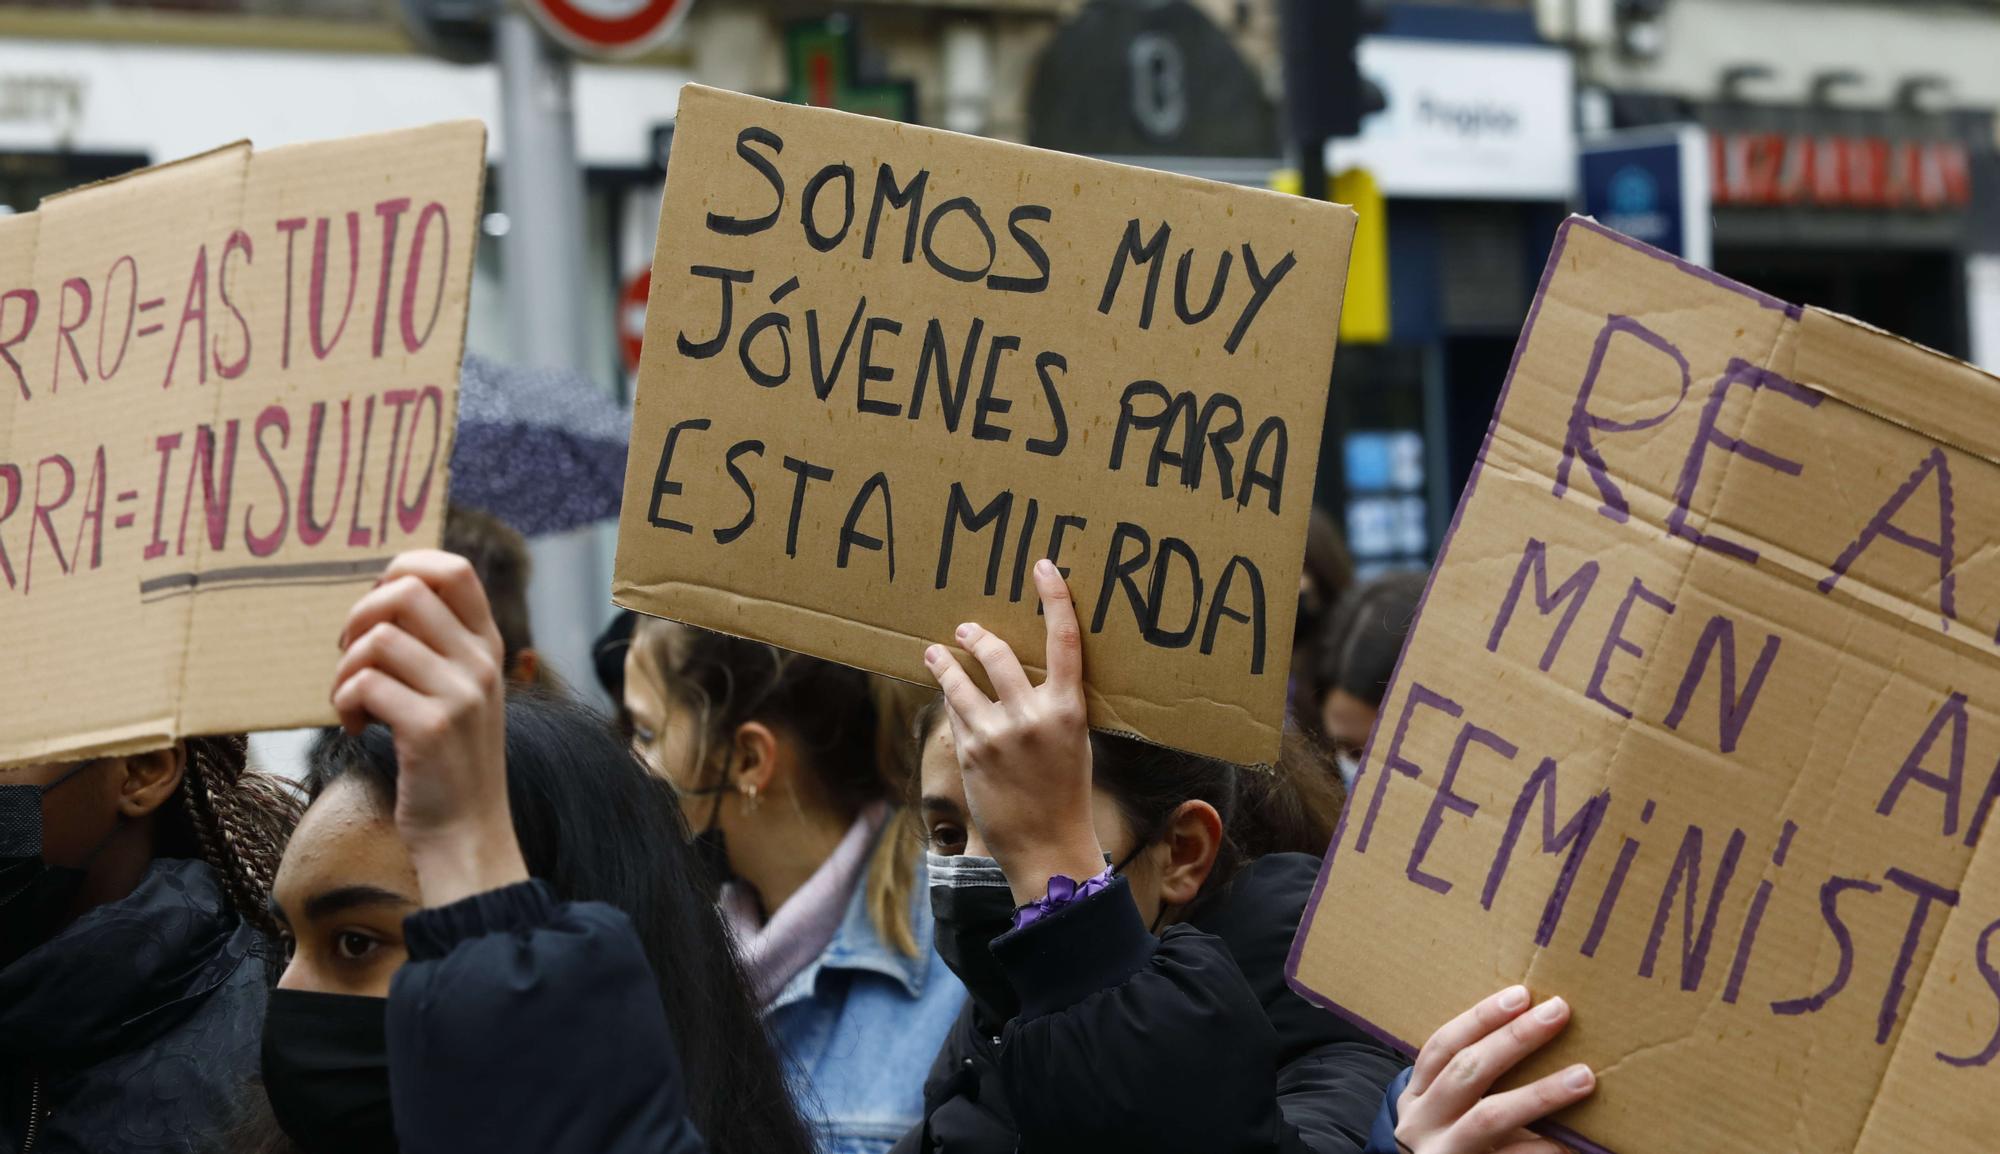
[0,734,302,1152]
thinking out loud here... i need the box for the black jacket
[386,879,707,1154]
[894,853,1405,1154]
[0,859,273,1154]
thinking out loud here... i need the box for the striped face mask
[927,851,1019,1027]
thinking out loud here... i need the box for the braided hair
[156,735,303,942]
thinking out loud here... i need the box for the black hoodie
[0,858,271,1154]
[894,852,1405,1154]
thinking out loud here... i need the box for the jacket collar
[768,835,933,1013]
[0,858,260,1063]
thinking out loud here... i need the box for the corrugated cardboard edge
[613,576,1284,769]
[38,139,251,206]
[1,719,178,769]
[1794,305,2000,471]
[1280,217,1802,1154]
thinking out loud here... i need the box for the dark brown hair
[629,618,921,955]
[443,503,536,678]
[1298,505,1356,646]
[154,735,304,942]
[1090,728,1345,917]
[1313,570,1427,709]
[912,703,1346,921]
[304,688,815,1154]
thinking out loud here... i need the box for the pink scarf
[719,801,889,1007]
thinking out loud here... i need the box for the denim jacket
[767,845,967,1154]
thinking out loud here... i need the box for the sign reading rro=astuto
[0,123,485,768]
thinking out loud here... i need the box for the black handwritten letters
[642,119,1309,678]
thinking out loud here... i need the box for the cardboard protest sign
[614,85,1353,764]
[1289,216,2000,1154]
[0,123,485,768]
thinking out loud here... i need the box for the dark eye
[928,824,967,855]
[277,933,297,963]
[631,724,657,748]
[333,931,382,962]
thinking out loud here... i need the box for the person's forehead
[621,654,654,709]
[1322,690,1375,734]
[918,727,964,805]
[274,777,417,909]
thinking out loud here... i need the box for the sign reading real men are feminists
[0,124,485,767]
[1293,219,2000,1154]
[615,87,1354,764]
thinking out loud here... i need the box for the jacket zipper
[20,1075,42,1154]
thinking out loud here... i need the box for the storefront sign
[1029,0,1278,163]
[0,74,84,136]
[1328,37,1574,202]
[1581,126,1710,266]
[1710,131,1971,210]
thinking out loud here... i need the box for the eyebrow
[920,796,964,819]
[295,884,418,923]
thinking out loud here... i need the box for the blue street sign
[1580,125,1711,267]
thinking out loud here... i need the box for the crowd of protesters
[2,500,1598,1154]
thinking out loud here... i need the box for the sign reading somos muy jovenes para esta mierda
[614,86,1355,765]
[1293,217,2000,1154]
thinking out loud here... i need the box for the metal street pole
[497,8,587,366]
[496,7,609,703]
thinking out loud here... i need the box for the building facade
[1559,0,2000,365]
[1313,4,1577,574]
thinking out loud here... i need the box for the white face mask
[1335,753,1361,792]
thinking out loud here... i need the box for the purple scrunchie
[1011,867,1116,930]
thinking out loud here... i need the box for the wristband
[1011,866,1116,930]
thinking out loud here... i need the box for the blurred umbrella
[449,353,631,537]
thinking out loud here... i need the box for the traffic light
[397,0,501,64]
[1280,0,1388,141]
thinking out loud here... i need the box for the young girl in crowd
[1292,507,1357,721]
[623,623,965,1154]
[908,559,1596,1154]
[248,550,812,1154]
[1,734,299,1152]
[1315,571,1427,790]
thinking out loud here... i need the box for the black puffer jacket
[386,879,708,1154]
[894,853,1405,1154]
[0,859,272,1154]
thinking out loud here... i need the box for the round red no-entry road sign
[523,0,693,58]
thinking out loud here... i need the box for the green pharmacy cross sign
[785,18,918,123]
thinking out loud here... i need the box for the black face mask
[929,838,1161,1028]
[261,989,396,1154]
[927,851,1020,1027]
[1,762,108,969]
[684,785,735,898]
